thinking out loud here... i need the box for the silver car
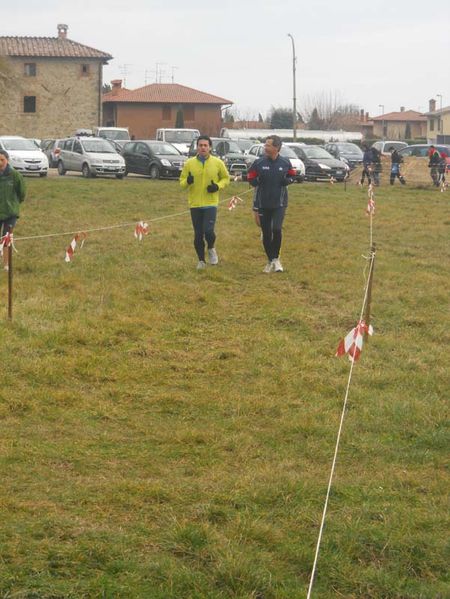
[57,137,126,178]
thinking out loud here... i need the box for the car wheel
[39,172,48,178]
[57,161,66,176]
[149,164,160,179]
[116,174,124,179]
[82,163,94,178]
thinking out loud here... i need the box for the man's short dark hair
[265,135,282,150]
[197,135,212,147]
[0,149,9,159]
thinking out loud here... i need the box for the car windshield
[2,139,39,151]
[280,146,297,159]
[81,139,116,153]
[212,140,242,154]
[149,143,181,155]
[165,131,198,143]
[303,147,333,159]
[384,142,407,151]
[98,130,130,140]
[338,143,362,154]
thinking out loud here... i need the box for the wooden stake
[7,227,13,321]
[363,244,376,339]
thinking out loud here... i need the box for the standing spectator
[390,148,406,185]
[180,136,230,270]
[0,150,26,270]
[438,151,448,187]
[360,144,372,186]
[370,146,382,186]
[247,135,296,273]
[428,145,441,186]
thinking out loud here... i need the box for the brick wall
[0,57,104,138]
[103,102,223,139]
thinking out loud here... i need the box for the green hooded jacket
[0,165,26,220]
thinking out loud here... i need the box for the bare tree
[301,91,361,130]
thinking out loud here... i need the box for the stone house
[0,24,112,138]
[371,108,427,140]
[424,98,450,144]
[102,81,232,138]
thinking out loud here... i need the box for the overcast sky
[6,0,450,120]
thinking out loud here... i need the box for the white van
[93,127,130,141]
[156,128,200,155]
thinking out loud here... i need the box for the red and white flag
[65,232,87,262]
[335,319,373,362]
[134,221,149,240]
[366,185,375,215]
[0,231,13,254]
[228,196,243,211]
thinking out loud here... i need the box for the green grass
[0,175,448,598]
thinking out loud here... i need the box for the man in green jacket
[0,150,26,269]
[180,136,229,269]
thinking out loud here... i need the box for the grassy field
[0,174,448,598]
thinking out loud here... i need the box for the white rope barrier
[14,187,254,243]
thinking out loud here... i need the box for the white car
[0,136,49,176]
[56,136,126,178]
[245,143,305,182]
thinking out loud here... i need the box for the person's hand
[187,172,194,185]
[207,180,219,193]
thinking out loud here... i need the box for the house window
[162,105,171,120]
[184,105,195,121]
[430,119,434,132]
[81,64,90,76]
[24,63,37,76]
[24,96,36,113]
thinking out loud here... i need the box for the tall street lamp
[287,33,297,141]
[379,104,385,140]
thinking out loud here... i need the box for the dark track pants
[190,206,217,261]
[258,206,286,261]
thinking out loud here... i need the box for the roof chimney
[57,24,68,39]
[429,98,436,112]
[400,106,405,112]
[111,79,123,96]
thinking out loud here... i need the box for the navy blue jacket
[248,154,296,210]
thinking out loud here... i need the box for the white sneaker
[196,260,207,270]
[263,262,274,273]
[208,248,218,265]
[272,258,284,272]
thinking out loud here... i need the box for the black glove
[207,180,219,193]
[187,172,194,185]
[280,175,291,186]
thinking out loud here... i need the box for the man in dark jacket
[0,150,26,269]
[360,144,373,186]
[428,146,441,186]
[247,135,296,273]
[390,149,406,185]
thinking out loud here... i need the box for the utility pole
[378,104,385,140]
[287,34,297,141]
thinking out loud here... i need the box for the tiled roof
[372,110,426,122]
[103,83,232,105]
[424,105,450,116]
[0,36,112,60]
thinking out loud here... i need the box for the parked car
[324,142,363,169]
[93,127,130,142]
[41,138,64,167]
[121,140,187,179]
[0,136,48,176]
[398,144,450,172]
[188,137,248,177]
[285,143,348,181]
[56,137,126,178]
[244,143,305,182]
[157,128,201,155]
[371,140,408,155]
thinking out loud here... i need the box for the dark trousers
[360,165,372,185]
[390,164,405,185]
[0,217,17,237]
[258,206,286,261]
[190,207,217,261]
